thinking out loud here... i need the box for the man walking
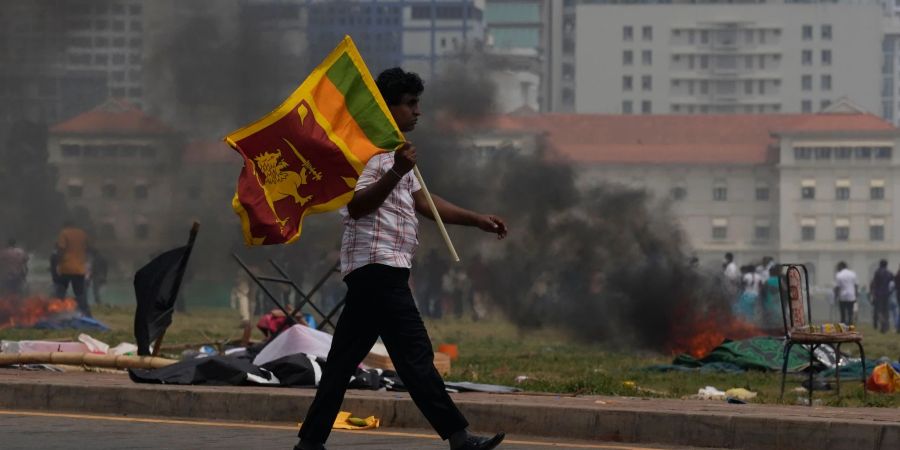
[55,221,91,317]
[870,259,893,333]
[295,68,507,450]
[834,261,858,325]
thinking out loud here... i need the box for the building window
[802,75,812,91]
[835,147,852,159]
[713,186,727,201]
[821,25,832,41]
[756,187,770,201]
[755,225,771,241]
[871,225,885,241]
[855,147,872,159]
[623,50,633,66]
[623,76,633,91]
[801,225,816,241]
[815,147,831,160]
[875,147,892,159]
[802,100,812,113]
[802,50,812,66]
[670,186,687,201]
[801,178,816,199]
[712,218,728,239]
[102,182,117,199]
[835,186,850,200]
[794,147,813,159]
[821,50,832,66]
[641,75,652,91]
[871,180,886,199]
[745,81,753,95]
[821,75,832,91]
[641,100,652,114]
[802,25,813,41]
[870,218,886,241]
[642,50,652,66]
[61,145,82,157]
[835,220,850,241]
[134,184,149,200]
[622,100,633,114]
[140,147,157,158]
[623,26,633,41]
[642,26,652,42]
[135,223,149,240]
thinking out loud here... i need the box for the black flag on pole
[134,223,199,356]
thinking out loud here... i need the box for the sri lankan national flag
[225,36,404,245]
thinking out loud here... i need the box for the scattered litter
[727,398,746,404]
[594,400,607,405]
[725,388,757,401]
[792,387,808,394]
[695,386,727,401]
[621,381,636,390]
[514,375,529,383]
[329,411,380,430]
[866,363,900,393]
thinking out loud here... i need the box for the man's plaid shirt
[340,153,422,277]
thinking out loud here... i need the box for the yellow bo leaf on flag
[225,36,404,246]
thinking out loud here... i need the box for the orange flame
[0,295,79,329]
[666,303,764,358]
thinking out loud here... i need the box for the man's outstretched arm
[413,190,508,239]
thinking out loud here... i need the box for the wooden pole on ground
[0,352,177,370]
[412,166,459,262]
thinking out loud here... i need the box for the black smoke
[411,59,734,350]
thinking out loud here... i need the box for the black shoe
[453,432,505,450]
[293,441,325,450]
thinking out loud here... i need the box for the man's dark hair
[376,68,424,105]
[880,259,888,268]
[724,252,733,261]
[837,261,847,271]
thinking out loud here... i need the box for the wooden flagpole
[412,166,459,262]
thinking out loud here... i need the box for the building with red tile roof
[466,106,900,285]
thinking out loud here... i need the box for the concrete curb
[1,376,898,450]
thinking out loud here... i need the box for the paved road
[0,410,692,450]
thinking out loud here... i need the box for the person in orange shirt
[55,220,91,317]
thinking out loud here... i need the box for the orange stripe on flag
[313,77,386,164]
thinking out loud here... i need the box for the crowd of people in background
[0,220,108,319]
[723,253,900,334]
[723,253,782,331]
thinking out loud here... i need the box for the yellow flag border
[225,35,404,246]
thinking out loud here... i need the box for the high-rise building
[241,0,486,80]
[0,0,147,133]
[547,0,886,115]
[484,0,551,112]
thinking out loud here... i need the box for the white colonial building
[471,100,900,287]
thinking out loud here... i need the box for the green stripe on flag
[325,53,403,150]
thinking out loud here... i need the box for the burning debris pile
[0,295,78,329]
[0,296,105,331]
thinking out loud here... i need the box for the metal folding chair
[778,263,866,404]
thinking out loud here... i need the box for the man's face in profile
[389,93,420,132]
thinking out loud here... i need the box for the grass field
[2,305,899,407]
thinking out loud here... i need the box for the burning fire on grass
[0,295,78,329]
[666,303,764,358]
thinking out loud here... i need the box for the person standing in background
[0,238,28,297]
[834,261,858,325]
[55,220,91,317]
[870,259,893,333]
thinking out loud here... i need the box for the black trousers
[55,274,91,318]
[838,301,855,325]
[298,264,468,444]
